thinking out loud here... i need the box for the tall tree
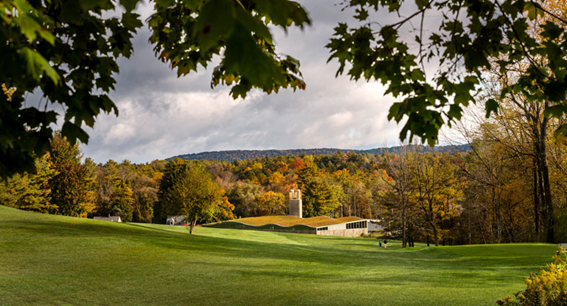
[131,174,158,223]
[412,153,461,246]
[110,178,135,222]
[158,159,228,234]
[48,133,96,217]
[382,147,415,248]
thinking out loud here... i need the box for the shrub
[497,247,567,306]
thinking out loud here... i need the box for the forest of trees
[2,102,567,244]
[171,145,470,162]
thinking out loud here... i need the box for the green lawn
[0,206,557,305]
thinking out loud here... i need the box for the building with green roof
[204,189,381,237]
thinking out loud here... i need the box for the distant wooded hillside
[169,145,471,161]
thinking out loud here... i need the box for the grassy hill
[0,206,557,306]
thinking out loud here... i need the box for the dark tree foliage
[327,0,567,146]
[1,0,142,178]
[148,0,310,99]
[1,0,309,179]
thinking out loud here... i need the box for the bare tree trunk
[490,186,496,244]
[496,189,502,243]
[190,219,197,234]
[401,203,407,248]
[540,118,554,243]
[535,114,554,243]
[468,209,472,244]
[433,221,439,247]
[533,158,540,235]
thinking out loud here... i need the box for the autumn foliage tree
[158,159,232,234]
[48,134,96,217]
[411,153,462,246]
[110,178,135,222]
[0,154,57,213]
[382,148,416,248]
[255,191,286,215]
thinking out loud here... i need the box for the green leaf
[354,8,369,21]
[61,122,89,145]
[235,6,273,44]
[448,104,463,120]
[416,0,429,9]
[224,22,283,89]
[194,0,235,55]
[541,22,563,40]
[122,12,143,31]
[554,124,567,138]
[524,2,543,20]
[485,98,499,118]
[17,47,60,84]
[14,14,39,42]
[255,0,311,29]
[120,0,139,12]
[544,104,567,119]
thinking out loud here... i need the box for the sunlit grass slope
[0,206,557,306]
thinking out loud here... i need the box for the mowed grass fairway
[0,206,557,306]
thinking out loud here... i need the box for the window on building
[346,221,367,229]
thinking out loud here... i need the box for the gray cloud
[81,0,406,163]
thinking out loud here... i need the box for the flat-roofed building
[204,189,374,237]
[204,215,369,237]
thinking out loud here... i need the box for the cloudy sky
[81,0,410,164]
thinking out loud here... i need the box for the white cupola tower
[289,189,303,218]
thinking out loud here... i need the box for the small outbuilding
[166,215,187,225]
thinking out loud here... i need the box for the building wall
[316,228,368,237]
[205,219,369,237]
[368,220,384,232]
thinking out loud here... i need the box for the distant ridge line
[168,145,471,162]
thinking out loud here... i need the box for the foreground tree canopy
[328,0,567,146]
[2,0,567,179]
[0,0,310,178]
